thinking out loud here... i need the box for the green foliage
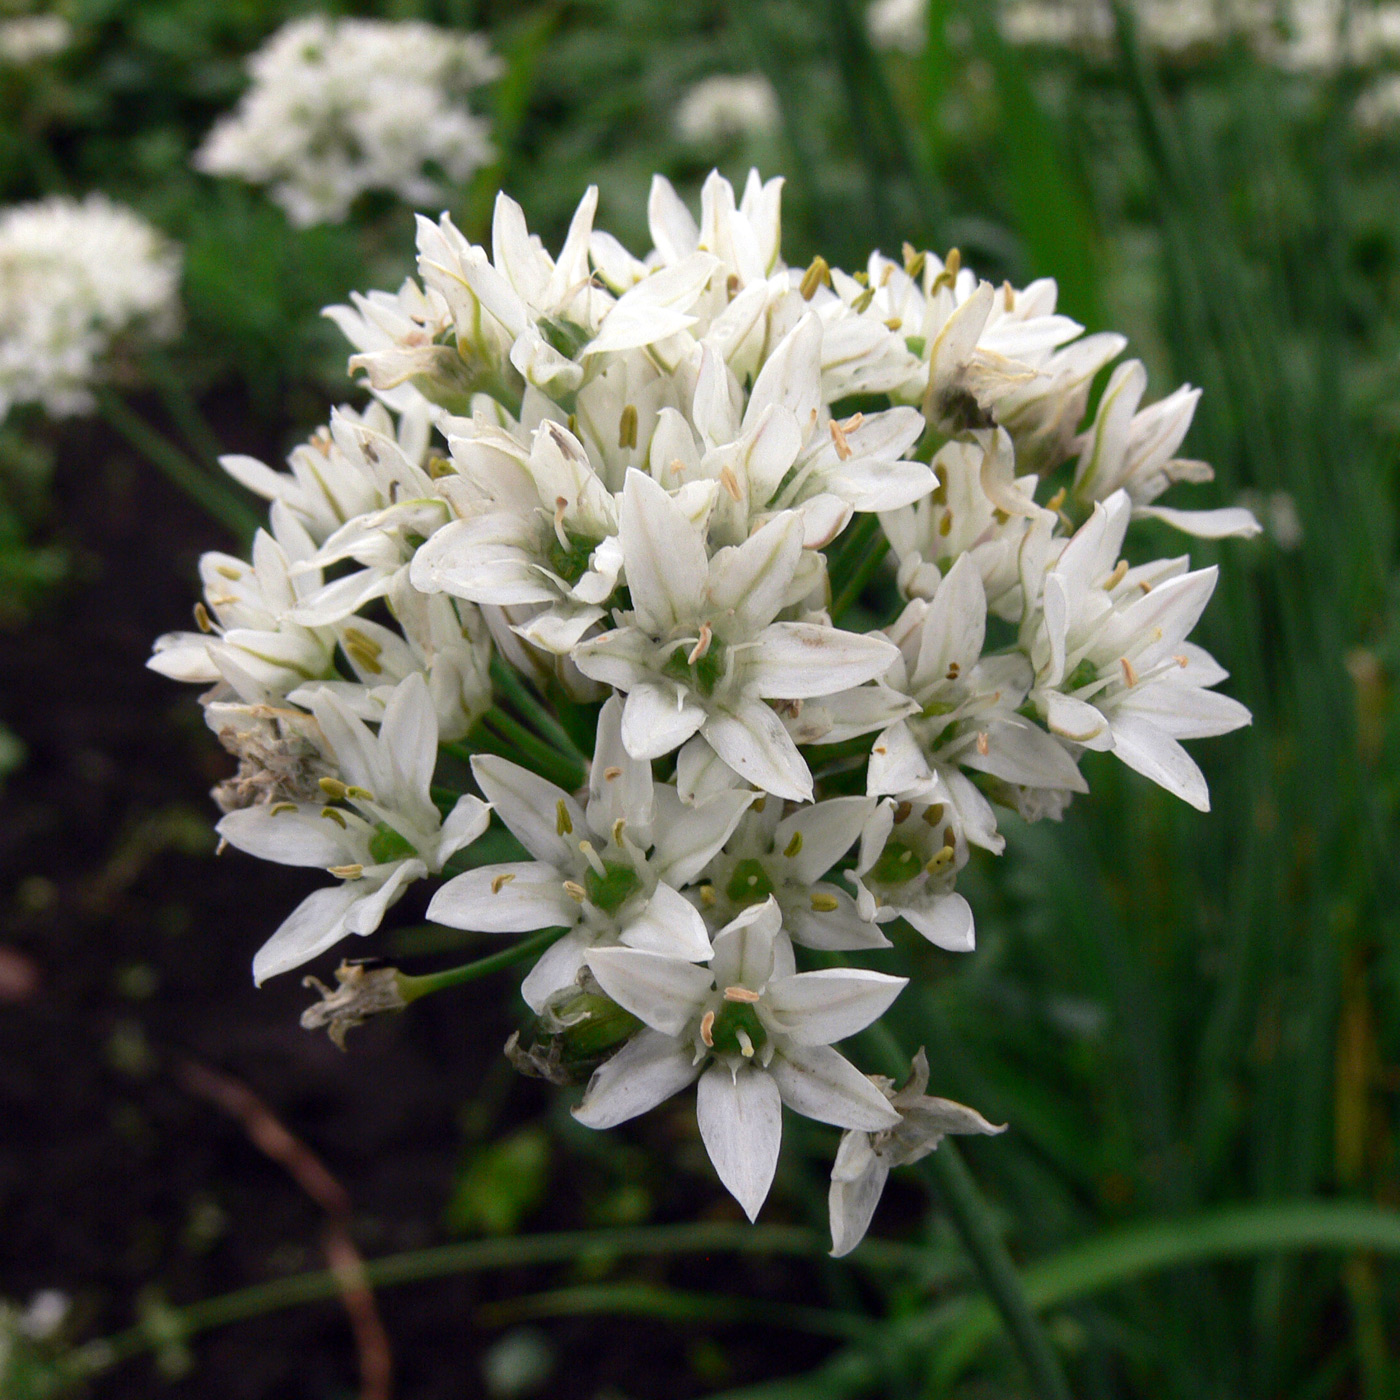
[447,1126,551,1237]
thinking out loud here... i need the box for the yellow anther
[216,565,241,580]
[724,985,761,1004]
[851,287,875,313]
[799,255,831,301]
[1002,279,1015,311]
[346,786,375,803]
[700,1010,716,1047]
[930,248,961,293]
[687,623,713,666]
[853,269,870,286]
[556,799,573,837]
[938,511,953,537]
[926,847,955,874]
[719,466,742,502]
[945,660,961,680]
[1045,486,1067,513]
[611,818,626,847]
[269,802,297,816]
[883,317,903,332]
[922,803,945,826]
[976,731,990,757]
[344,640,382,675]
[320,807,348,828]
[329,863,363,880]
[810,892,839,913]
[320,777,349,801]
[1174,654,1190,668]
[1105,560,1129,590]
[343,627,381,659]
[893,801,913,825]
[428,455,455,479]
[752,796,766,813]
[783,831,803,858]
[491,872,516,895]
[699,884,717,907]
[603,766,622,781]
[902,243,926,280]
[944,826,957,849]
[193,601,213,633]
[1121,657,1139,687]
[669,457,687,478]
[564,879,587,902]
[618,404,638,450]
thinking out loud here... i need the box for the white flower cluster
[0,194,180,422]
[0,14,72,64]
[152,169,1255,1252]
[675,74,781,145]
[195,17,501,227]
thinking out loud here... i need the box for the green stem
[860,1023,1073,1400]
[144,351,228,471]
[395,926,569,1003]
[64,1222,927,1383]
[831,535,891,624]
[97,391,260,541]
[489,654,589,763]
[482,709,585,790]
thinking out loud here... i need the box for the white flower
[217,673,490,983]
[574,470,898,800]
[427,696,754,1011]
[1072,359,1261,539]
[0,15,71,64]
[195,17,499,226]
[577,897,905,1219]
[829,1048,1005,1257]
[868,0,928,52]
[1023,492,1252,811]
[0,195,179,422]
[675,74,781,144]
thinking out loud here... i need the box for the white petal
[867,720,933,797]
[573,1029,702,1129]
[217,806,363,869]
[774,796,875,885]
[962,715,1088,792]
[1135,504,1262,539]
[619,468,707,635]
[785,887,893,951]
[520,928,592,1013]
[829,1150,889,1258]
[745,623,899,700]
[620,882,713,962]
[703,700,813,802]
[252,882,364,985]
[1043,691,1112,748]
[768,1042,901,1130]
[709,897,783,992]
[587,694,655,843]
[586,947,714,1035]
[621,682,707,760]
[379,672,438,809]
[1113,683,1251,740]
[706,511,804,634]
[426,863,577,933]
[675,734,744,805]
[1107,711,1211,811]
[651,787,756,886]
[696,1062,783,1221]
[471,756,583,866]
[436,795,493,865]
[900,890,975,952]
[765,969,907,1045]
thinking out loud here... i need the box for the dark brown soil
[0,407,840,1399]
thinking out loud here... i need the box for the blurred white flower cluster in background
[0,14,71,64]
[0,194,180,423]
[152,168,1256,1253]
[675,74,781,145]
[194,16,500,226]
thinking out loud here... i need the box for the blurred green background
[1,1,1398,1397]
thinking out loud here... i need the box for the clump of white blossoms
[152,169,1256,1254]
[0,194,180,422]
[195,16,500,227]
[675,74,781,145]
[0,14,72,64]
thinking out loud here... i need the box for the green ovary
[585,861,642,913]
[869,839,922,885]
[369,823,417,864]
[662,639,725,696]
[709,1001,767,1058]
[725,858,775,907]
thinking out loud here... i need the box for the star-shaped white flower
[573,469,899,801]
[577,897,905,1219]
[217,673,489,984]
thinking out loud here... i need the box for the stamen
[893,800,913,824]
[752,796,766,813]
[1174,654,1190,668]
[578,840,607,877]
[611,818,626,847]
[724,985,761,1003]
[799,255,830,301]
[883,317,903,332]
[603,766,622,781]
[976,731,990,756]
[719,466,742,501]
[269,802,297,816]
[320,777,349,801]
[328,863,363,880]
[491,872,515,894]
[1003,280,1015,311]
[926,847,954,874]
[783,831,803,858]
[810,893,839,912]
[216,565,241,581]
[1104,560,1129,590]
[700,1010,716,1047]
[735,1027,756,1059]
[553,496,570,552]
[320,807,347,828]
[852,286,875,313]
[346,785,375,803]
[193,601,213,633]
[699,884,717,907]
[930,247,961,293]
[687,623,713,665]
[669,457,687,478]
[556,799,573,836]
[945,661,961,680]
[829,418,853,461]
[618,404,638,450]
[1120,657,1139,687]
[563,879,586,902]
[922,803,945,825]
[902,243,926,280]
[1045,486,1067,513]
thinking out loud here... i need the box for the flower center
[709,1000,767,1059]
[869,839,922,885]
[584,860,642,913]
[368,822,416,864]
[725,857,775,907]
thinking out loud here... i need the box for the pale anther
[329,863,363,880]
[1121,657,1139,687]
[563,879,586,902]
[700,1010,716,1047]
[724,986,761,1003]
[556,799,573,836]
[269,802,297,816]
[783,831,803,858]
[829,417,853,461]
[810,893,839,912]
[687,623,712,666]
[719,466,742,501]
[491,872,516,894]
[976,731,989,756]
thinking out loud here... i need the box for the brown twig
[178,1059,393,1400]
